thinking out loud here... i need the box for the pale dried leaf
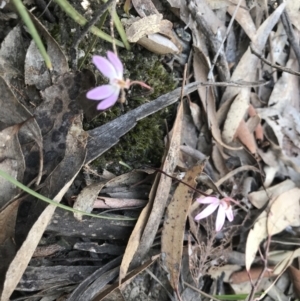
[220,2,286,105]
[73,181,108,221]
[227,0,256,41]
[222,89,250,144]
[193,49,241,150]
[93,197,147,209]
[245,211,267,271]
[248,179,296,209]
[273,249,300,275]
[131,0,159,17]
[125,14,163,43]
[27,10,68,76]
[25,41,51,90]
[230,266,276,284]
[188,100,201,131]
[288,266,300,298]
[286,0,300,32]
[268,55,299,110]
[267,188,300,236]
[0,201,20,245]
[138,33,180,54]
[235,120,257,154]
[161,163,205,290]
[119,101,183,283]
[0,25,25,81]
[208,264,241,282]
[207,0,231,9]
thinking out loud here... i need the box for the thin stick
[250,44,300,76]
[207,0,243,80]
[180,64,188,101]
[148,166,209,197]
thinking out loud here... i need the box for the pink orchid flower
[194,196,234,232]
[86,51,151,110]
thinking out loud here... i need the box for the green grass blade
[111,7,130,50]
[0,169,136,221]
[12,0,52,69]
[54,0,124,47]
[102,0,130,50]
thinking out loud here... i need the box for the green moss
[84,47,178,175]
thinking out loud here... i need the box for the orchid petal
[216,203,226,231]
[194,202,219,221]
[225,205,234,222]
[86,85,116,100]
[197,196,219,204]
[107,51,123,79]
[96,88,120,110]
[92,55,117,80]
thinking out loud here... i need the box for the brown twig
[250,44,300,76]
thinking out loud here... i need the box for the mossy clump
[84,47,178,175]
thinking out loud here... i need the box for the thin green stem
[12,0,52,69]
[54,0,124,47]
[0,169,136,221]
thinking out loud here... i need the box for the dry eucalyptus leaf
[235,120,257,154]
[208,264,242,282]
[267,55,299,110]
[0,125,24,209]
[220,2,286,105]
[188,100,201,131]
[34,72,88,175]
[0,76,43,184]
[132,0,159,17]
[286,0,300,32]
[0,116,87,301]
[74,170,150,220]
[288,265,300,299]
[207,0,232,9]
[161,162,205,290]
[138,33,180,54]
[267,188,300,236]
[125,14,163,43]
[119,100,184,284]
[193,49,241,150]
[222,89,250,144]
[273,249,300,275]
[0,25,25,81]
[73,181,108,221]
[27,10,68,77]
[248,179,296,209]
[246,188,300,271]
[245,211,267,271]
[95,257,159,300]
[227,0,256,41]
[25,41,51,90]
